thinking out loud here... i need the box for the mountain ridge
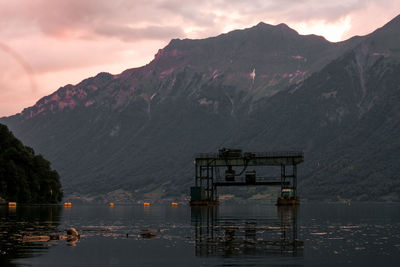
[8,21,352,121]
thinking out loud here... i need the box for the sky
[0,0,399,117]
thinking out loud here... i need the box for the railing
[215,176,282,184]
[252,151,304,158]
[196,153,219,159]
[196,151,303,159]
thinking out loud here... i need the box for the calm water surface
[1,202,400,266]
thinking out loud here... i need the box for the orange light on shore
[143,202,150,206]
[64,202,72,207]
[171,202,178,206]
[109,202,115,207]
[8,202,16,207]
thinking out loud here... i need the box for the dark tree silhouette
[0,123,63,203]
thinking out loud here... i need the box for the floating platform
[190,200,219,206]
[214,181,288,186]
[190,149,304,206]
[276,197,300,206]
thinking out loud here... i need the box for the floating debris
[341,225,360,229]
[22,235,51,242]
[310,232,328,236]
[138,229,157,238]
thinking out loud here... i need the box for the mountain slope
[241,49,400,200]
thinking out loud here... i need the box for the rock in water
[67,227,79,237]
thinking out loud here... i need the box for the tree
[0,124,63,203]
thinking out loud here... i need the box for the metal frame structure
[190,149,304,206]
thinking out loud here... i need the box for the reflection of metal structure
[191,206,303,257]
[190,148,304,206]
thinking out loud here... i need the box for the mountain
[1,16,399,202]
[238,15,400,201]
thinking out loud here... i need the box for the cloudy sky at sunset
[1,0,399,116]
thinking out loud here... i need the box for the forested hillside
[0,124,63,203]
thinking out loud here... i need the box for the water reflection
[0,205,62,267]
[191,206,303,258]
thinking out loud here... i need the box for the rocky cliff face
[2,16,400,202]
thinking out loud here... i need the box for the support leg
[293,164,297,199]
[195,163,198,187]
[206,165,210,200]
[280,164,286,197]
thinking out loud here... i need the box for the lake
[1,202,400,266]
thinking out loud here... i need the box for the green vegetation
[0,123,63,203]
